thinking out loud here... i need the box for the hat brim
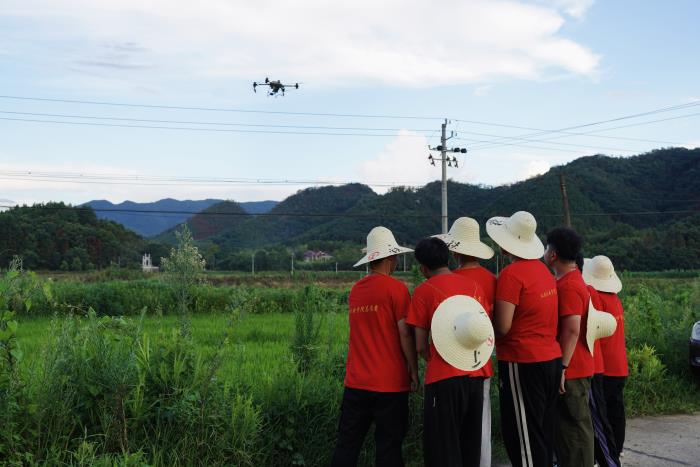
[485,216,544,260]
[582,263,622,294]
[431,295,494,371]
[586,301,617,355]
[432,233,495,260]
[353,246,413,268]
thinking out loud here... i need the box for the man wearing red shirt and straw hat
[485,211,561,467]
[434,216,496,467]
[331,226,417,467]
[583,255,628,460]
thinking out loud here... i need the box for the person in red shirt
[406,237,487,467]
[331,226,417,467]
[543,227,594,467]
[485,211,561,467]
[436,216,496,467]
[583,255,627,459]
[583,267,620,467]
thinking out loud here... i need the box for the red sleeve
[393,281,410,322]
[496,269,522,305]
[558,284,585,317]
[406,284,430,329]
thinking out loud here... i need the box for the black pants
[589,374,619,467]
[331,387,409,467]
[423,376,484,467]
[603,376,626,457]
[498,359,561,467]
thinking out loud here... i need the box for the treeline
[0,202,166,270]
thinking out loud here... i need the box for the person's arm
[558,314,581,394]
[397,319,419,391]
[494,300,516,338]
[415,326,430,361]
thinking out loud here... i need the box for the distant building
[142,254,159,272]
[303,250,332,262]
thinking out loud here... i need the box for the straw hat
[431,295,494,371]
[353,226,413,267]
[485,211,544,260]
[582,256,622,293]
[433,217,494,260]
[586,299,617,355]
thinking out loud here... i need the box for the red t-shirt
[454,266,496,378]
[406,273,488,385]
[344,273,411,392]
[557,270,593,379]
[598,292,629,377]
[495,259,561,363]
[588,286,605,375]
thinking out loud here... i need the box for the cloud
[547,0,594,19]
[518,160,551,179]
[4,0,600,87]
[358,130,435,193]
[473,85,493,97]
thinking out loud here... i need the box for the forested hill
[0,203,156,270]
[189,147,699,271]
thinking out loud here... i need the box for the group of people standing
[331,211,629,467]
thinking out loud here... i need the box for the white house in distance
[142,254,159,272]
[303,250,332,262]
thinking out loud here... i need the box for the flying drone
[252,78,300,96]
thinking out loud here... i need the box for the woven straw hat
[433,217,494,260]
[353,226,413,267]
[431,295,494,371]
[586,299,617,355]
[582,256,622,293]
[485,211,544,260]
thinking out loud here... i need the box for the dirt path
[493,413,700,467]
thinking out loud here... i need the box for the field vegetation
[1,242,699,465]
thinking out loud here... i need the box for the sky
[1,0,699,205]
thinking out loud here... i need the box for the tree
[161,225,206,318]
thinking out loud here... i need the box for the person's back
[406,237,489,467]
[332,226,416,467]
[495,259,560,362]
[345,273,410,392]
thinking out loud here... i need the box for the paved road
[622,413,700,466]
[494,413,700,467]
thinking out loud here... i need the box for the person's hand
[409,367,419,392]
[559,370,567,395]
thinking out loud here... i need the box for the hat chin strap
[453,313,490,348]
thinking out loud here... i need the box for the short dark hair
[414,237,449,270]
[546,227,583,262]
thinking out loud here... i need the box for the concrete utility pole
[428,119,467,234]
[251,252,255,276]
[440,120,448,234]
[291,252,294,276]
[559,172,572,227]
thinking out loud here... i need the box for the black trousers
[603,376,626,457]
[498,359,561,467]
[331,387,409,467]
[423,376,484,467]
[589,374,620,467]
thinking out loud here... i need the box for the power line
[1,204,697,219]
[0,110,437,133]
[0,116,433,138]
[466,101,700,150]
[0,95,445,120]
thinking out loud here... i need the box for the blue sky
[1,0,698,205]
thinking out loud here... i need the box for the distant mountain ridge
[166,147,700,271]
[83,198,279,237]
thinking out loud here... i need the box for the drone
[252,78,300,96]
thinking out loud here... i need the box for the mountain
[0,199,16,213]
[185,147,699,271]
[84,198,224,237]
[84,198,279,237]
[239,200,279,214]
[0,202,150,270]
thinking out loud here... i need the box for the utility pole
[428,119,467,234]
[251,252,255,276]
[559,172,572,227]
[291,252,294,276]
